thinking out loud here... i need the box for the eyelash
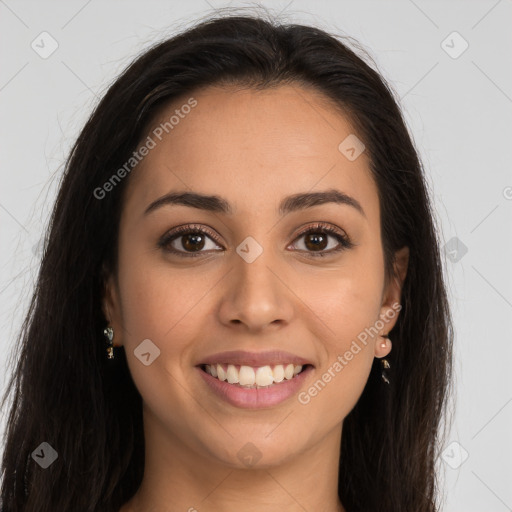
[158,222,354,259]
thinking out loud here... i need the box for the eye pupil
[182,233,206,251]
[305,233,328,251]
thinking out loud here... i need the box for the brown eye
[290,223,354,258]
[180,232,207,252]
[158,222,354,259]
[159,225,223,257]
[303,232,329,251]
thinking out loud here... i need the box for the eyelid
[172,223,220,242]
[293,222,348,242]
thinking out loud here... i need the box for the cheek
[116,241,210,342]
[300,248,385,344]
[298,350,374,432]
[296,263,383,422]
[115,253,208,413]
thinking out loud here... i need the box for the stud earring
[104,326,114,359]
[380,334,392,385]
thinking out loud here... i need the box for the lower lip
[196,365,314,409]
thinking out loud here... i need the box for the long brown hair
[0,8,454,511]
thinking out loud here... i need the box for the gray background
[1,0,511,510]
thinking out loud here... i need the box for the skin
[105,84,409,512]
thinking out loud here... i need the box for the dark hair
[1,8,454,512]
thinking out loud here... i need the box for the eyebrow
[143,188,366,219]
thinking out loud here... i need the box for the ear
[378,245,409,336]
[101,263,124,347]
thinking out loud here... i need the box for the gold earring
[104,326,114,359]
[380,335,391,385]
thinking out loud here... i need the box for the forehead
[122,84,378,222]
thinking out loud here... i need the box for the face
[103,84,408,470]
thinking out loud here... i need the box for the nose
[217,250,295,333]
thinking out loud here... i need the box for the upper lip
[196,350,314,368]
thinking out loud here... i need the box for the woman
[0,10,454,512]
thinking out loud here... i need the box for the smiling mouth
[199,363,312,388]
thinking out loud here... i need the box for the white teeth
[239,365,255,385]
[284,364,295,380]
[217,365,227,381]
[255,366,274,386]
[273,364,284,383]
[226,364,239,384]
[204,363,305,386]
